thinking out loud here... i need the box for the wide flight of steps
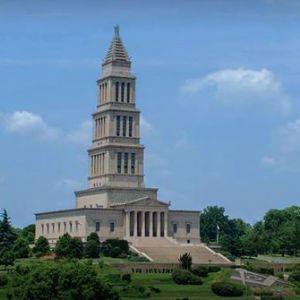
[129,237,232,265]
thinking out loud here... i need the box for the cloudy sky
[1,0,300,227]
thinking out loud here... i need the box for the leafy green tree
[0,251,15,269]
[33,236,50,257]
[55,233,83,259]
[85,233,100,258]
[20,224,35,244]
[12,238,30,258]
[179,253,192,270]
[10,261,120,300]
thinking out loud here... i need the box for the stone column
[125,210,130,238]
[149,211,153,237]
[157,211,161,237]
[164,211,168,237]
[134,211,137,237]
[141,211,145,237]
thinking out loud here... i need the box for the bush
[290,270,300,282]
[179,253,192,270]
[211,281,244,297]
[192,266,209,277]
[172,269,203,285]
[208,266,221,273]
[84,239,100,258]
[54,233,83,259]
[102,239,129,254]
[110,247,123,258]
[149,286,161,293]
[0,274,8,287]
[253,288,273,296]
[261,297,285,300]
[121,273,131,284]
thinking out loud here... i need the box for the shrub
[102,239,129,254]
[179,253,192,270]
[110,246,123,258]
[261,297,285,300]
[211,281,244,297]
[15,264,30,275]
[192,266,209,277]
[0,274,8,287]
[84,239,100,258]
[149,286,161,293]
[55,233,84,259]
[290,270,300,282]
[253,288,273,296]
[208,266,221,273]
[121,273,131,284]
[172,269,203,285]
[12,238,31,258]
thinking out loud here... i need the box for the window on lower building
[64,222,67,232]
[116,116,120,136]
[75,221,79,232]
[117,152,122,173]
[69,222,73,232]
[58,222,61,233]
[95,222,100,232]
[41,224,44,234]
[110,222,115,233]
[131,153,135,174]
[124,152,129,174]
[186,223,191,234]
[52,223,55,233]
[46,223,49,234]
[173,223,177,234]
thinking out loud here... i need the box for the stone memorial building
[35,27,230,264]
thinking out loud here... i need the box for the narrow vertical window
[115,82,119,101]
[127,83,130,102]
[46,224,49,234]
[95,222,100,232]
[116,116,120,136]
[75,221,79,232]
[173,223,177,233]
[69,221,72,233]
[186,223,191,234]
[58,222,61,233]
[131,153,135,174]
[121,82,125,102]
[52,223,55,233]
[41,224,44,234]
[128,116,133,137]
[117,152,122,174]
[64,222,67,232]
[105,82,108,102]
[110,222,115,232]
[123,116,127,136]
[124,153,129,174]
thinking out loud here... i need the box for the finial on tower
[114,25,120,38]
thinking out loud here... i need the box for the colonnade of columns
[125,210,168,238]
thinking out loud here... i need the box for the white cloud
[278,119,300,153]
[66,120,92,146]
[0,111,92,146]
[140,116,153,133]
[181,68,291,113]
[1,111,60,140]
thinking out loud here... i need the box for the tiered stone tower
[88,26,144,189]
[75,26,158,209]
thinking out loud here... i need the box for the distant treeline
[200,205,300,258]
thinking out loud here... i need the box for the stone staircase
[129,237,232,265]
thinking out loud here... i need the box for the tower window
[186,223,191,234]
[124,152,129,174]
[110,222,115,233]
[128,116,133,137]
[115,82,119,101]
[127,83,130,102]
[117,152,122,173]
[116,116,120,136]
[95,222,100,232]
[121,82,125,102]
[131,153,135,174]
[123,116,127,136]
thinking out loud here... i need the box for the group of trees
[0,209,34,268]
[200,205,300,258]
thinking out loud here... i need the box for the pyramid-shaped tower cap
[103,26,131,65]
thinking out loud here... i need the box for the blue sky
[1,0,300,227]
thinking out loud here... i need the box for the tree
[0,209,17,254]
[10,261,120,300]
[21,224,35,244]
[179,253,192,270]
[33,236,50,257]
[85,233,100,258]
[55,234,83,259]
[13,238,30,258]
[0,251,15,269]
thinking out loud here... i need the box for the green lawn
[256,255,300,264]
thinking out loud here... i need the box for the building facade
[35,27,200,247]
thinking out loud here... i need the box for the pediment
[111,197,169,208]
